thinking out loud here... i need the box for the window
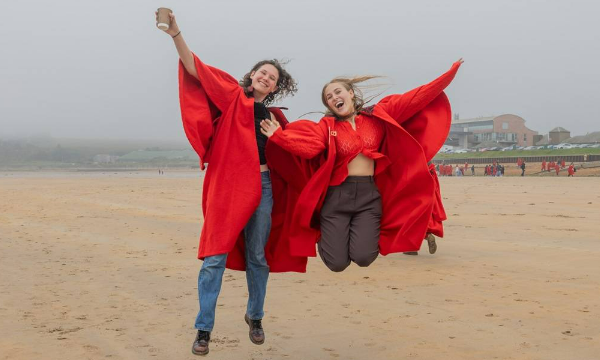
[523,134,527,141]
[468,124,494,131]
[502,122,508,130]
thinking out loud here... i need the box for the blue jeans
[194,171,273,332]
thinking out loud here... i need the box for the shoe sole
[191,346,209,356]
[426,234,437,254]
[245,315,265,345]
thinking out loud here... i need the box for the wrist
[171,30,181,39]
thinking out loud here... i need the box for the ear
[349,89,355,98]
[250,71,256,79]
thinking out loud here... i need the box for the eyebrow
[327,87,343,96]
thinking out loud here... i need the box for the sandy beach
[1,171,599,360]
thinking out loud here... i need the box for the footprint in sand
[323,348,340,358]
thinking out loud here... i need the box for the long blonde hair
[321,76,385,117]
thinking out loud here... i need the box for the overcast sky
[1,0,599,142]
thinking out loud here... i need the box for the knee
[352,253,378,268]
[246,251,268,268]
[324,258,351,272]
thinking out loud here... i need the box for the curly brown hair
[240,59,298,106]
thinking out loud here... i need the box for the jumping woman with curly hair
[156,10,299,356]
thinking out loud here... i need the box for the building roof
[535,136,550,145]
[452,116,495,125]
[565,131,600,144]
[549,127,570,133]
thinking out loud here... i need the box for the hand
[456,58,464,65]
[155,11,180,37]
[260,119,280,138]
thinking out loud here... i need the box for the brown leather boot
[426,233,437,254]
[191,330,210,356]
[403,251,419,255]
[244,314,265,345]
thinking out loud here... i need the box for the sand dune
[1,171,599,360]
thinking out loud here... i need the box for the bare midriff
[260,164,269,172]
[347,153,375,176]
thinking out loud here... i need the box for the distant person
[455,165,462,176]
[541,160,546,172]
[471,164,475,176]
[555,163,560,175]
[561,159,566,168]
[520,161,526,176]
[568,163,575,177]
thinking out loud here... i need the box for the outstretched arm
[261,119,327,159]
[379,59,463,125]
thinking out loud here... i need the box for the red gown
[266,61,461,256]
[178,54,306,272]
[427,163,447,237]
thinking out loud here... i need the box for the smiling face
[322,82,355,118]
[250,64,279,99]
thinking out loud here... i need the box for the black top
[254,102,270,165]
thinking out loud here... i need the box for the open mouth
[258,81,269,88]
[335,101,344,110]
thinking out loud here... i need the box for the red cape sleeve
[178,54,242,169]
[378,61,461,125]
[375,62,460,161]
[269,120,328,160]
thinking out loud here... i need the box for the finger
[273,120,280,127]
[260,128,269,137]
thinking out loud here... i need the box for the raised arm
[156,11,197,78]
[157,11,241,112]
[378,59,463,125]
[261,119,327,159]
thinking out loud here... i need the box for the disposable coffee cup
[157,7,172,31]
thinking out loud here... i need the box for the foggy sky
[1,0,599,142]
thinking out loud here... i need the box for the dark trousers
[318,176,382,272]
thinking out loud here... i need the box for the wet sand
[1,172,599,360]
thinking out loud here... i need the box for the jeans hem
[194,326,213,332]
